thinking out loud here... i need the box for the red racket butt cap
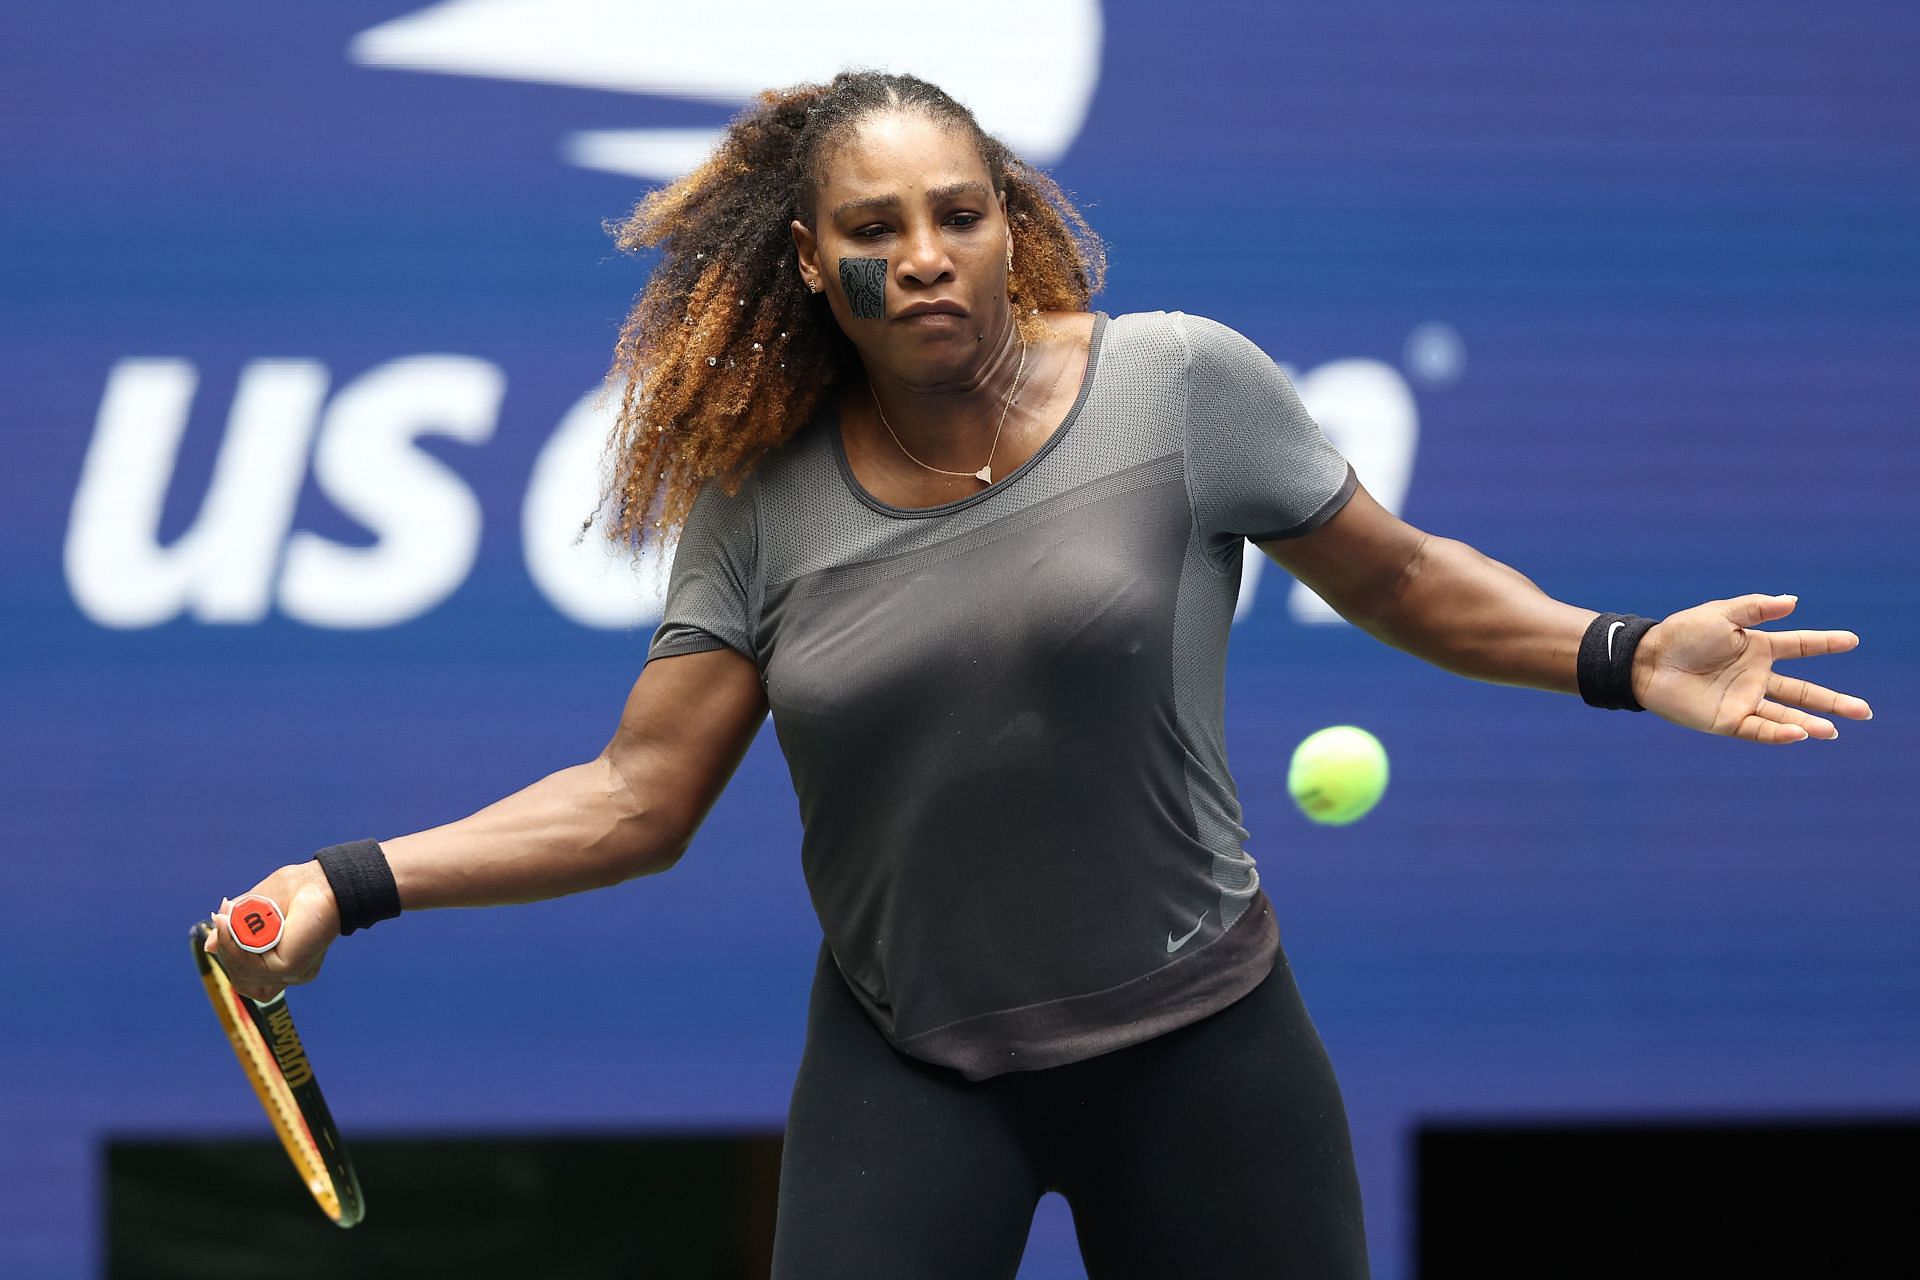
[227,894,285,953]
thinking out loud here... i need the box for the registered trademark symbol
[1403,322,1464,387]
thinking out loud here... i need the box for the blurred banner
[3,3,1915,1276]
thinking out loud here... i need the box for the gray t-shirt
[645,309,1357,1080]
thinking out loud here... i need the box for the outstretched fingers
[1767,671,1873,722]
[1734,711,1808,744]
[1723,593,1799,627]
[1752,698,1836,740]
[1763,628,1861,660]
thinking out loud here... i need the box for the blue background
[3,3,1915,1275]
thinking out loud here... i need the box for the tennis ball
[1288,725,1389,825]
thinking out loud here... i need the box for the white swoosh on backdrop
[349,0,1104,181]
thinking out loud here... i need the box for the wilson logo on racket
[227,893,286,954]
[262,1002,316,1089]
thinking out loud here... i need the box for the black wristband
[1578,613,1658,711]
[313,838,401,935]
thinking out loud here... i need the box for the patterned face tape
[838,257,886,320]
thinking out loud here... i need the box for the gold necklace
[868,339,1028,484]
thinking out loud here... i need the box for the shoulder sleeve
[644,472,760,666]
[1170,310,1357,557]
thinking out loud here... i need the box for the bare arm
[1257,479,1871,739]
[208,645,769,998]
[1256,481,1595,694]
[384,646,768,908]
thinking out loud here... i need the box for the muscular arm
[1256,480,1612,696]
[209,645,769,998]
[384,646,769,907]
[1259,477,1869,747]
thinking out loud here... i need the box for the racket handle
[193,919,286,1008]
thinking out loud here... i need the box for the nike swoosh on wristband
[1606,619,1625,661]
[1167,913,1206,953]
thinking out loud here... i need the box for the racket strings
[203,970,342,1218]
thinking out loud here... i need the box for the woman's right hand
[206,860,342,1002]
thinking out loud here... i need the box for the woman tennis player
[207,70,1872,1276]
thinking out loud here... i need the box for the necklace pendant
[974,465,993,483]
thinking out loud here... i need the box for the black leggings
[771,941,1370,1278]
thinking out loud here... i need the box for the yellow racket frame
[190,921,364,1226]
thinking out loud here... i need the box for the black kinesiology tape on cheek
[839,257,886,319]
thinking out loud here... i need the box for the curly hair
[595,67,1109,564]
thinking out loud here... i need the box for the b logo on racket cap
[227,894,285,953]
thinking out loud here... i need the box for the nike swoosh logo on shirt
[1167,913,1206,953]
[1606,619,1625,661]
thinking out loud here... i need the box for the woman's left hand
[1632,593,1872,743]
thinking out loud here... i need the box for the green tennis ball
[1288,725,1389,826]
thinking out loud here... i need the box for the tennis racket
[190,907,366,1227]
